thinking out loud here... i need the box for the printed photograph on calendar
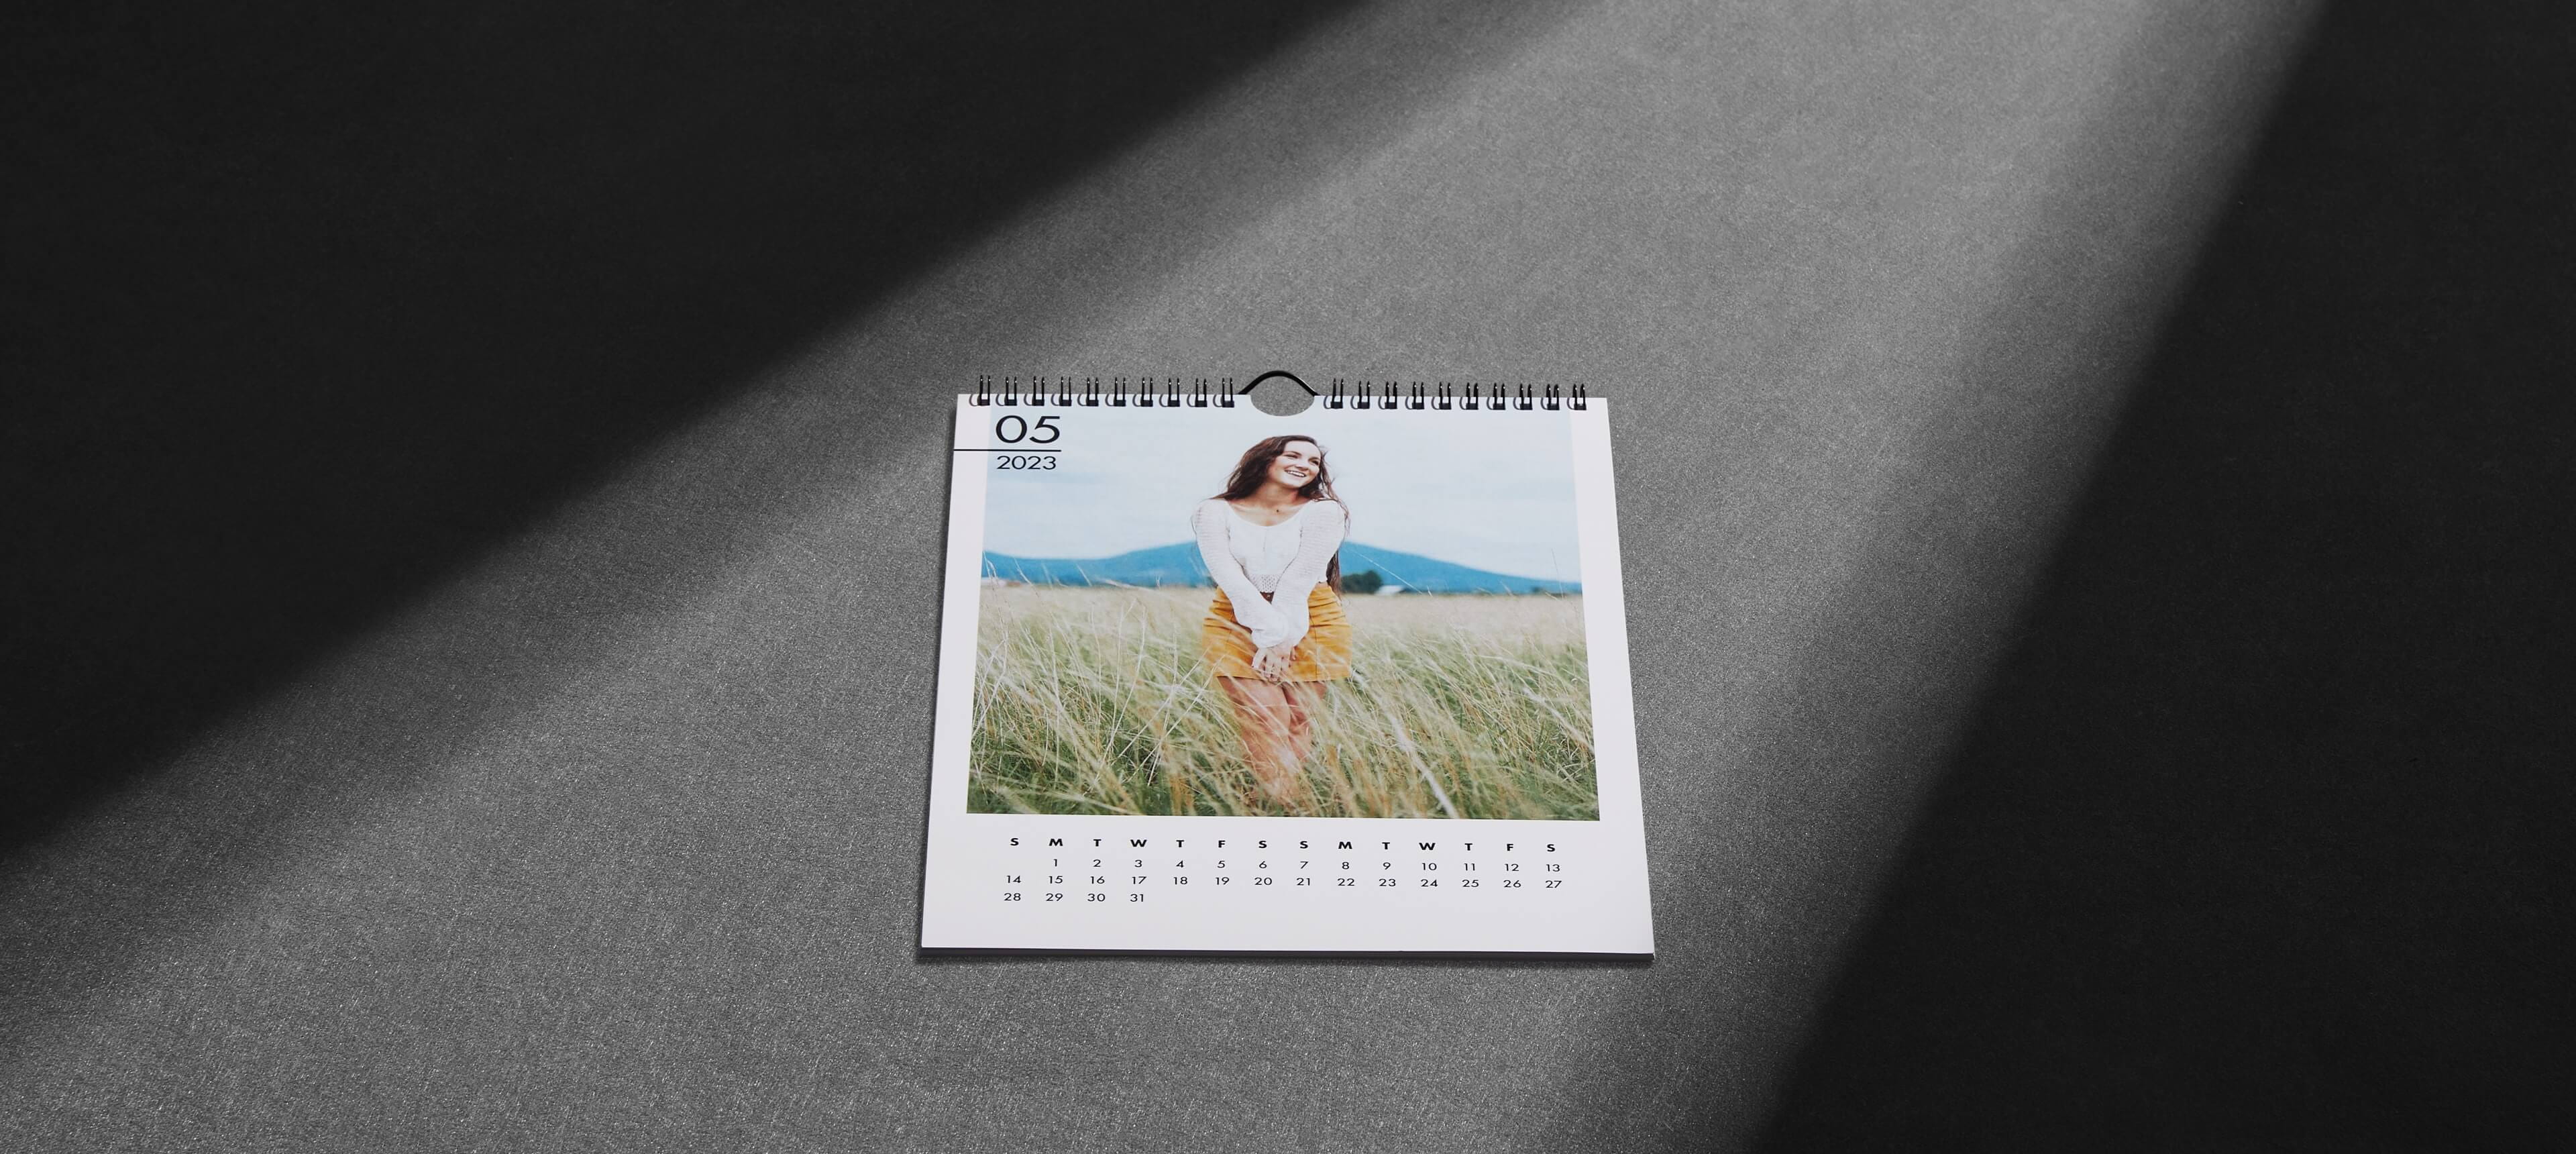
[969,405,1595,821]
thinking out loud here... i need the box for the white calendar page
[921,386,1652,957]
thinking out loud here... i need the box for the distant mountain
[981,542,1579,594]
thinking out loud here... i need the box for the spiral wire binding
[975,372,1588,410]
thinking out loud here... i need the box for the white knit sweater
[1190,498,1346,650]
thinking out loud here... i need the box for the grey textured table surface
[10,1,2567,1150]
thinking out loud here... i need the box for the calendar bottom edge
[914,945,1653,962]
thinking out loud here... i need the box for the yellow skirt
[1201,586,1353,682]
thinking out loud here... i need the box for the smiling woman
[1191,435,1354,804]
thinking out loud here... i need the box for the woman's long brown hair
[1214,434,1346,591]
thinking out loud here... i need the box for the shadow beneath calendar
[967,410,1599,821]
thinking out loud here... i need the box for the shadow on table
[1758,3,2573,1146]
[3,3,1354,857]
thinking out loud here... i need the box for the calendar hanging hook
[1237,370,1317,396]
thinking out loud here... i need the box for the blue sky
[979,405,1583,582]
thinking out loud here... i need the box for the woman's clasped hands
[1253,643,1295,683]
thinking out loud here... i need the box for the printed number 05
[995,415,1061,444]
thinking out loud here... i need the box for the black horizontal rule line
[953,448,1062,452]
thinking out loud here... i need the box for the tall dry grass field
[969,586,1597,820]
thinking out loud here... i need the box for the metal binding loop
[981,372,1592,411]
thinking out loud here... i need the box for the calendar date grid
[996,834,1570,906]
